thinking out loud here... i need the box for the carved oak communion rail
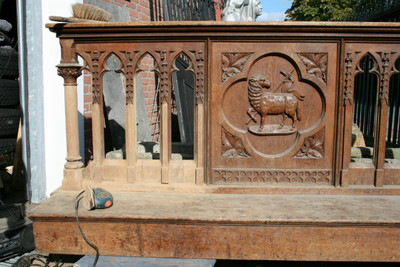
[28,21,400,261]
[49,21,400,193]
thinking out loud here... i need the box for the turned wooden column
[57,62,83,189]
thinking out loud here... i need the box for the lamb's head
[249,73,271,89]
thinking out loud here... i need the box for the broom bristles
[72,3,112,22]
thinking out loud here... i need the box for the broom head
[72,3,112,22]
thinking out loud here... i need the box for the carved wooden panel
[209,42,338,185]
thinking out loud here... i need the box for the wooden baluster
[126,51,137,183]
[194,50,205,184]
[340,51,354,187]
[159,50,170,184]
[90,51,105,181]
[373,52,391,187]
[57,62,83,189]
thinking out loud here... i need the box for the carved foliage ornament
[91,51,101,104]
[221,53,252,83]
[158,49,170,104]
[221,127,251,158]
[295,128,325,159]
[343,51,354,106]
[193,50,205,104]
[57,64,82,84]
[125,51,135,105]
[376,51,399,105]
[213,169,331,184]
[297,53,328,84]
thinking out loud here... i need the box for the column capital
[57,63,82,84]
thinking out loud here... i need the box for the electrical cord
[75,190,99,267]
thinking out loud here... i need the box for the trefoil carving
[221,52,252,83]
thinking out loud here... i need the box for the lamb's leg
[258,114,266,132]
[279,114,287,129]
[290,116,295,131]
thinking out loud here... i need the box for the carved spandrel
[213,169,331,184]
[297,53,328,84]
[295,128,325,159]
[221,127,250,158]
[221,53,252,83]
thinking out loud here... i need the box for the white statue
[221,0,263,21]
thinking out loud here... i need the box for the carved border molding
[212,169,331,184]
[294,128,325,159]
[297,53,328,84]
[221,127,251,158]
[221,52,252,83]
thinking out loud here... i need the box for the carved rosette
[343,51,354,106]
[294,128,325,159]
[297,53,328,84]
[221,52,252,83]
[221,127,250,158]
[125,51,135,105]
[212,169,331,184]
[91,51,101,104]
[159,49,170,104]
[194,50,205,104]
[57,63,82,84]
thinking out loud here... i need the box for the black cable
[75,190,99,267]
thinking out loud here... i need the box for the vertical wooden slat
[341,50,355,187]
[126,51,136,183]
[159,50,170,184]
[374,52,391,187]
[91,51,105,181]
[194,49,205,184]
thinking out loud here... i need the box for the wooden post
[57,62,83,190]
[126,52,137,183]
[340,51,355,187]
[373,52,391,187]
[159,50,170,184]
[194,50,205,185]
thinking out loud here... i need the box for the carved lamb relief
[247,71,304,135]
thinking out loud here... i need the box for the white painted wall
[41,0,84,198]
